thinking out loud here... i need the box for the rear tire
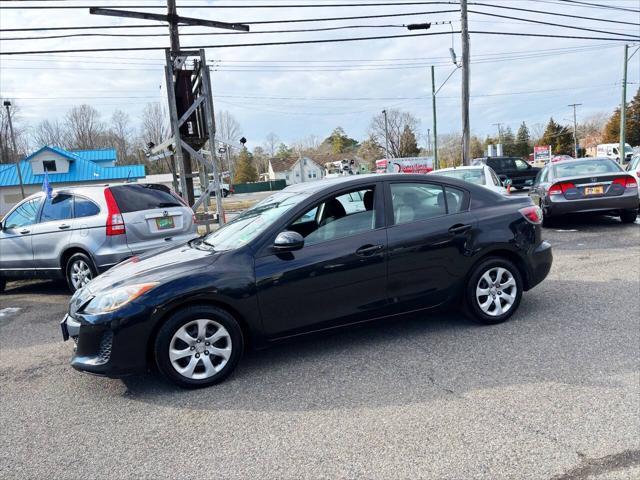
[464,257,523,325]
[154,305,243,389]
[65,253,97,293]
[620,209,637,224]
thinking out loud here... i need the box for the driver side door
[254,183,388,339]
[0,196,44,277]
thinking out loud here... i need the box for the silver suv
[0,183,197,292]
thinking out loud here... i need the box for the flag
[42,169,53,199]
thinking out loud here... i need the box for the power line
[553,0,640,13]
[0,1,466,9]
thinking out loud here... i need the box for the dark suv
[473,157,540,190]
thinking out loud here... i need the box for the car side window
[444,187,465,214]
[40,194,73,223]
[74,196,100,218]
[287,186,377,246]
[489,168,501,186]
[515,159,530,171]
[390,183,446,225]
[3,198,43,229]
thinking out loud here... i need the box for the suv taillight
[519,205,543,225]
[549,181,575,195]
[613,176,638,189]
[104,188,125,236]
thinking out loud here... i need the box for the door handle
[448,224,472,235]
[355,244,384,256]
[19,229,30,235]
[58,224,71,230]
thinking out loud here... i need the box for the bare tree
[369,109,420,158]
[65,104,105,150]
[140,102,169,146]
[215,110,242,144]
[32,119,69,149]
[263,132,280,158]
[107,110,133,164]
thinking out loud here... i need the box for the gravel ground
[1,214,638,480]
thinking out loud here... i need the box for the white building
[268,157,324,185]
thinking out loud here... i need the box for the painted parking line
[0,308,21,317]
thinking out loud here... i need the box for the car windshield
[202,190,310,250]
[436,169,485,185]
[553,159,622,178]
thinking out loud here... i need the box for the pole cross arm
[89,8,250,31]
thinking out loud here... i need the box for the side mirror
[274,231,304,252]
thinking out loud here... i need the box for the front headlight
[83,283,159,315]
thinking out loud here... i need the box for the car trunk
[553,174,630,200]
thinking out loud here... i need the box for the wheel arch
[467,248,531,291]
[60,246,96,273]
[146,297,253,368]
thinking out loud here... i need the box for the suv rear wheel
[155,305,243,388]
[620,209,637,224]
[465,257,523,325]
[65,252,97,292]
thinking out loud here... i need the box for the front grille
[97,331,114,364]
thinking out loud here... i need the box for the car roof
[433,166,483,172]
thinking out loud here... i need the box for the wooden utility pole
[568,103,582,158]
[460,0,471,165]
[3,101,25,199]
[382,109,391,169]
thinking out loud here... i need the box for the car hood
[85,240,218,293]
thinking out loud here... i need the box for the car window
[110,184,183,213]
[287,187,376,246]
[390,183,446,224]
[489,168,501,186]
[444,187,465,213]
[515,159,529,171]
[553,159,622,178]
[540,168,549,183]
[435,168,485,185]
[40,193,73,222]
[3,198,43,229]
[74,196,100,218]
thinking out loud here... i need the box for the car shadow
[4,279,70,297]
[544,213,637,229]
[116,278,638,413]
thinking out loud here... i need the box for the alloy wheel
[169,319,232,380]
[475,267,517,317]
[70,259,93,290]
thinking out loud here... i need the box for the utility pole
[427,128,431,155]
[568,103,582,158]
[431,66,439,170]
[3,101,25,199]
[620,44,628,164]
[492,122,503,143]
[460,0,471,166]
[382,109,391,168]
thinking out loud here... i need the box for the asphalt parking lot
[1,215,639,479]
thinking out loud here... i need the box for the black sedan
[529,157,639,225]
[61,174,552,388]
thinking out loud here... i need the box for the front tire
[465,257,523,325]
[154,305,244,389]
[65,253,97,292]
[620,209,637,224]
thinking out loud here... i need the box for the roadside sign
[534,145,552,167]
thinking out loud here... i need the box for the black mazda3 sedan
[61,174,552,388]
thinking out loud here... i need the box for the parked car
[61,174,552,388]
[625,154,640,204]
[472,156,540,190]
[429,165,508,195]
[0,183,198,293]
[529,157,638,225]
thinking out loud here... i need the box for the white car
[429,165,508,195]
[625,154,640,204]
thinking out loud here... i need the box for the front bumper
[60,304,154,378]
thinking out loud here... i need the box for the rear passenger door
[109,184,195,255]
[31,193,74,272]
[385,181,476,313]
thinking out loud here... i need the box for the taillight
[549,181,575,195]
[104,188,125,236]
[613,176,638,189]
[519,205,543,224]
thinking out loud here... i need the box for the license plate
[156,216,175,230]
[584,186,604,196]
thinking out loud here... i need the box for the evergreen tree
[626,88,640,147]
[515,121,531,158]
[501,126,516,156]
[322,127,359,154]
[234,148,258,183]
[541,117,573,156]
[398,125,420,157]
[275,143,293,159]
[602,108,621,143]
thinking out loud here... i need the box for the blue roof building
[0,145,146,214]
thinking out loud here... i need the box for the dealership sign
[534,145,552,166]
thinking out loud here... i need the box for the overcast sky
[1,0,639,150]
